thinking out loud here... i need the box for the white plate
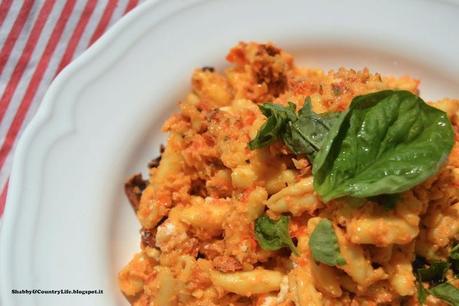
[1,0,459,305]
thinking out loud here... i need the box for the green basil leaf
[254,215,298,255]
[417,279,428,305]
[416,265,430,305]
[368,193,401,210]
[449,244,459,277]
[248,98,341,162]
[430,283,459,306]
[284,98,340,160]
[309,219,346,266]
[450,244,459,260]
[248,102,297,149]
[418,261,450,285]
[313,90,455,202]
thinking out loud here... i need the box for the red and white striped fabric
[0,0,146,217]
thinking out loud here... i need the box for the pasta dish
[119,42,459,306]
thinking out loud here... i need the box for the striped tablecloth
[0,0,146,217]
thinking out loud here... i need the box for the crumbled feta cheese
[276,276,289,303]
[164,222,175,235]
[155,222,176,249]
[259,296,276,306]
[155,221,188,251]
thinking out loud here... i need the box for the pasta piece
[210,269,284,296]
[347,215,418,246]
[310,261,343,298]
[232,165,257,189]
[231,98,260,113]
[206,169,233,198]
[321,299,349,306]
[288,265,324,306]
[177,197,231,234]
[415,229,448,261]
[144,247,161,261]
[352,281,396,305]
[192,68,233,107]
[255,276,290,305]
[137,133,185,228]
[347,192,423,246]
[118,252,155,296]
[384,246,416,296]
[425,202,459,248]
[223,100,266,156]
[180,93,204,131]
[249,149,293,195]
[265,169,297,195]
[335,225,387,288]
[169,255,198,304]
[151,133,184,188]
[267,177,321,216]
[245,186,268,221]
[217,133,253,169]
[152,266,177,306]
[176,255,197,282]
[136,185,160,229]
